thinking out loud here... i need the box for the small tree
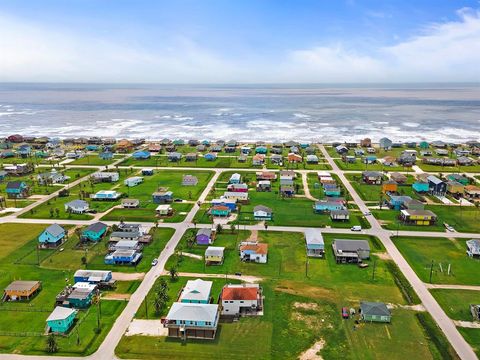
[169,266,178,280]
[230,223,236,234]
[216,224,223,234]
[46,334,58,353]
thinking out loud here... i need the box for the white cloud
[0,7,479,82]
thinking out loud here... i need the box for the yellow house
[4,280,41,301]
[400,209,437,226]
[205,246,225,265]
[447,181,464,195]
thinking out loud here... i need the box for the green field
[69,154,123,166]
[430,289,480,321]
[116,230,447,360]
[392,236,480,285]
[101,202,193,223]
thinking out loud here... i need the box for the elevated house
[210,205,231,217]
[252,154,265,166]
[466,239,480,258]
[211,199,237,211]
[73,270,114,288]
[156,204,173,216]
[46,306,77,334]
[447,181,465,195]
[388,195,412,210]
[400,209,437,226]
[256,171,277,181]
[330,209,350,221]
[229,173,241,184]
[180,279,213,304]
[91,172,119,183]
[287,153,302,163]
[304,229,324,258]
[314,199,346,213]
[81,222,108,242]
[220,284,263,317]
[360,138,372,147]
[185,153,198,162]
[403,199,425,211]
[360,302,391,323]
[167,152,183,162]
[306,154,319,164]
[121,198,140,208]
[362,171,382,185]
[239,242,268,263]
[132,150,151,160]
[412,180,429,193]
[427,175,447,195]
[65,199,89,214]
[152,190,173,204]
[332,239,370,264]
[204,152,217,161]
[464,185,480,199]
[91,190,122,200]
[141,168,154,176]
[227,183,248,193]
[205,247,225,265]
[382,180,398,193]
[4,163,33,176]
[164,302,219,340]
[5,181,29,199]
[38,224,66,248]
[390,172,407,184]
[124,176,144,187]
[222,191,248,203]
[3,280,41,301]
[446,174,469,186]
[256,180,271,192]
[56,283,96,309]
[379,137,393,150]
[37,170,69,185]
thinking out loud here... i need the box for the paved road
[319,144,478,360]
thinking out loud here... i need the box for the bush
[385,261,420,304]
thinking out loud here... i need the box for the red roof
[212,205,229,211]
[222,286,259,301]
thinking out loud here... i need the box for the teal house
[412,181,429,193]
[39,224,66,247]
[46,306,77,333]
[255,146,268,154]
[179,279,212,304]
[360,301,391,323]
[81,222,108,242]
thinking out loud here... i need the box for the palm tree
[169,266,178,280]
[46,334,58,353]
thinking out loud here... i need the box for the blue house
[427,175,447,195]
[179,279,212,304]
[132,150,151,160]
[99,151,113,160]
[313,201,345,213]
[141,168,154,176]
[204,153,217,161]
[323,184,341,197]
[412,181,429,193]
[165,302,219,339]
[46,306,77,334]
[5,181,29,198]
[0,170,7,181]
[379,137,393,150]
[81,222,108,242]
[17,144,31,158]
[363,156,377,164]
[74,270,112,284]
[211,199,237,211]
[388,195,412,210]
[104,249,142,265]
[305,229,324,257]
[38,224,66,247]
[85,145,99,151]
[152,191,173,204]
[229,173,241,184]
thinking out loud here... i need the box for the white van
[351,226,362,232]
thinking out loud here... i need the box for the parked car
[363,211,371,216]
[351,225,362,232]
[444,223,455,232]
[342,307,349,319]
[174,198,183,202]
[151,258,158,266]
[234,272,242,276]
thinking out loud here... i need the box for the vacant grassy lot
[418,163,480,173]
[392,236,480,285]
[101,202,193,223]
[116,230,445,360]
[0,223,127,356]
[430,289,480,321]
[69,154,123,166]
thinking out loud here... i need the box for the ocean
[0,83,479,142]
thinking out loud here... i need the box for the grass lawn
[458,328,480,358]
[101,202,193,223]
[392,236,480,285]
[418,163,480,173]
[372,209,444,232]
[346,173,419,202]
[0,223,127,356]
[87,227,175,273]
[116,230,444,360]
[430,289,480,321]
[69,154,123,166]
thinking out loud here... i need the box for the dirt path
[125,319,168,336]
[179,252,203,260]
[425,284,480,291]
[454,321,480,329]
[375,252,392,260]
[247,230,258,242]
[299,339,325,360]
[167,271,263,283]
[102,293,131,301]
[112,272,145,281]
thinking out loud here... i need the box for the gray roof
[333,239,370,252]
[65,199,89,209]
[254,205,272,214]
[5,280,40,292]
[85,222,107,233]
[196,228,212,237]
[45,224,65,237]
[74,270,111,280]
[304,229,324,245]
[166,302,218,323]
[47,306,76,322]
[331,209,350,216]
[360,301,391,317]
[427,175,443,185]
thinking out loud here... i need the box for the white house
[222,191,248,202]
[239,242,268,263]
[91,190,122,200]
[156,204,173,216]
[220,284,263,316]
[124,176,143,187]
[64,199,89,214]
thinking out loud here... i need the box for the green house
[46,306,77,333]
[210,205,231,217]
[81,222,108,242]
[360,301,391,323]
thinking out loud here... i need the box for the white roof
[205,246,225,257]
[115,240,139,248]
[72,282,97,291]
[304,229,324,245]
[47,306,76,322]
[179,279,213,302]
[166,302,218,323]
[156,204,172,211]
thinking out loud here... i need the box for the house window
[240,301,244,303]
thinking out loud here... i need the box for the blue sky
[0,0,479,82]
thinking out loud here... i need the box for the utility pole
[429,260,434,283]
[371,260,376,281]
